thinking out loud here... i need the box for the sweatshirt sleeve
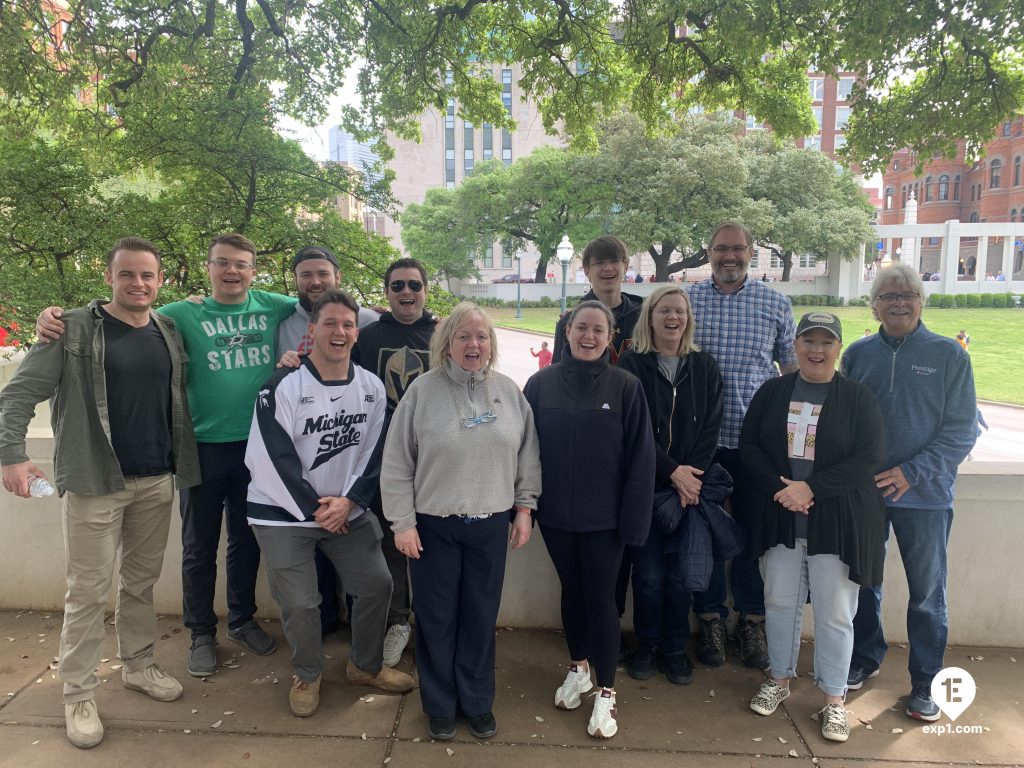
[512,387,542,510]
[245,375,321,520]
[617,379,656,547]
[805,382,886,500]
[899,350,977,487]
[0,340,65,466]
[380,382,420,533]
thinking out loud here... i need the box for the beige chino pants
[59,473,174,703]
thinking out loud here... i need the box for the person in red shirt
[531,341,553,369]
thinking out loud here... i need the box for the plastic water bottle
[29,477,55,497]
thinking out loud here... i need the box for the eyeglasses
[463,412,497,429]
[208,258,255,271]
[711,245,750,255]
[875,292,920,303]
[389,279,424,293]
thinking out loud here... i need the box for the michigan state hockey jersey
[245,357,386,527]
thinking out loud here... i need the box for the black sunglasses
[389,279,424,293]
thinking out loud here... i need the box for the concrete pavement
[0,610,1020,767]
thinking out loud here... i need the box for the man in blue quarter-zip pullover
[840,263,977,723]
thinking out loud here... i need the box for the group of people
[0,221,977,750]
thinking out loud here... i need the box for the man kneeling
[245,289,414,717]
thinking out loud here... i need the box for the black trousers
[179,440,261,637]
[410,513,508,718]
[540,525,623,689]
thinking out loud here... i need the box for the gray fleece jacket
[381,359,541,533]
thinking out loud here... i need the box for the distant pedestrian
[955,329,969,351]
[531,341,553,369]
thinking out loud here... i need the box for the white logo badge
[931,667,976,721]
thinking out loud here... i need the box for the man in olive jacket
[0,237,199,750]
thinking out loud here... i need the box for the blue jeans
[762,541,859,697]
[697,448,765,619]
[852,507,953,688]
[630,525,692,656]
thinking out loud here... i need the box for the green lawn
[485,307,1024,405]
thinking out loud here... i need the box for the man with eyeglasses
[36,233,297,675]
[841,263,976,722]
[351,257,436,667]
[551,236,643,365]
[688,222,798,671]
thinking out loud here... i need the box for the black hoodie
[352,311,435,418]
[618,349,724,489]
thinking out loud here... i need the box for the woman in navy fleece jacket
[524,300,655,741]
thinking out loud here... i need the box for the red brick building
[880,116,1024,226]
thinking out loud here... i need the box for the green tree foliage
[404,149,609,282]
[402,114,874,283]
[2,0,1018,172]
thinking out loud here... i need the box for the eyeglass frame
[710,244,752,255]
[874,291,921,304]
[207,258,255,271]
[463,412,497,429]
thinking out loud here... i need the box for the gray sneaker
[187,635,217,677]
[228,620,277,656]
[906,684,941,721]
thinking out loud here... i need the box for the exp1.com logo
[921,667,985,735]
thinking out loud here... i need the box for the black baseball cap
[796,311,843,342]
[292,245,339,271]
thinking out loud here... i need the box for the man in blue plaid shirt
[688,222,797,671]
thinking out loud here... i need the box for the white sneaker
[65,700,104,749]
[123,663,183,702]
[820,702,850,742]
[750,679,791,716]
[554,664,593,710]
[382,624,411,667]
[587,687,618,738]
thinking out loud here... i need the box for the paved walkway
[0,610,1020,767]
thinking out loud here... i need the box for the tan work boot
[346,660,415,693]
[65,699,104,748]
[289,676,321,717]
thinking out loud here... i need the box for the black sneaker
[736,617,770,670]
[428,716,456,740]
[467,712,497,738]
[626,646,656,680]
[697,617,726,667]
[847,662,880,690]
[662,653,694,685]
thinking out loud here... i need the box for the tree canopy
[401,113,875,281]
[2,0,1019,172]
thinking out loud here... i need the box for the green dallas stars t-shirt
[159,290,297,443]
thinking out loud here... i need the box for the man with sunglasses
[841,263,976,722]
[687,222,798,672]
[351,257,436,667]
[36,233,298,676]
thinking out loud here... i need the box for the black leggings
[540,525,624,688]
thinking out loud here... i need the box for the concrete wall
[0,433,1020,646]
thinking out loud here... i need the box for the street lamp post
[556,235,574,315]
[514,253,524,320]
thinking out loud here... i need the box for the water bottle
[29,476,55,497]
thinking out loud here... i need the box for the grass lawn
[485,306,1024,405]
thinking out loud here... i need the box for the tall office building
[327,127,383,186]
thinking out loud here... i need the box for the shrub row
[926,293,1020,308]
[461,295,584,309]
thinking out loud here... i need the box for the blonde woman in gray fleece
[382,301,541,743]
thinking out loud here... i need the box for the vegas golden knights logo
[379,347,429,410]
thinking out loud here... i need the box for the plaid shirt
[689,278,797,448]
